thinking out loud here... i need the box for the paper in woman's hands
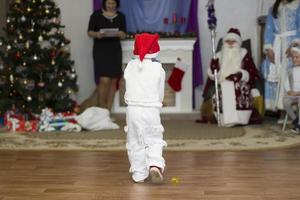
[100,28,119,37]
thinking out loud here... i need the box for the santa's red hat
[223,28,242,45]
[133,33,160,61]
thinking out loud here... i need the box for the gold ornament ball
[26,41,30,49]
[171,177,179,185]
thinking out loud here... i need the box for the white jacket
[284,67,300,92]
[124,58,165,107]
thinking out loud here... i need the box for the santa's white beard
[219,43,242,81]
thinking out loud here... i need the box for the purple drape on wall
[186,0,202,107]
[93,0,202,108]
[93,0,101,11]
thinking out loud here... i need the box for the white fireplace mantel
[112,38,196,114]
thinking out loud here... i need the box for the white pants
[283,96,300,124]
[125,106,167,182]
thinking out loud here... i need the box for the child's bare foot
[149,166,163,184]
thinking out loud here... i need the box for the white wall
[55,0,95,103]
[56,0,274,108]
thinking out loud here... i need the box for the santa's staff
[206,0,221,126]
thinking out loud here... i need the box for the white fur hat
[223,28,242,45]
[291,46,300,54]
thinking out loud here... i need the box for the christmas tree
[0,0,78,116]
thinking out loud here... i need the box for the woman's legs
[79,87,99,112]
[90,87,99,106]
[107,78,118,111]
[98,77,111,109]
[98,77,118,111]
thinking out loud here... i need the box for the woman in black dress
[87,0,126,111]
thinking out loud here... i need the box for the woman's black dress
[88,10,126,83]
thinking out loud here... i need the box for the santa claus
[201,28,262,126]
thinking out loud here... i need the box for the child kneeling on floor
[283,46,300,133]
[124,33,167,183]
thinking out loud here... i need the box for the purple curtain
[186,0,202,107]
[93,0,102,11]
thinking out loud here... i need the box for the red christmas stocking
[167,59,188,92]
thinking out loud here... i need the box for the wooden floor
[1,149,300,200]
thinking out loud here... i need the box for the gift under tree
[0,0,78,116]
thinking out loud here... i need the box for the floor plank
[0,149,300,199]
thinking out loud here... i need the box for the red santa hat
[223,28,242,45]
[133,33,160,61]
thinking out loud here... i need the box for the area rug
[0,120,300,151]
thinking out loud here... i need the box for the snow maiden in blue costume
[262,0,300,112]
